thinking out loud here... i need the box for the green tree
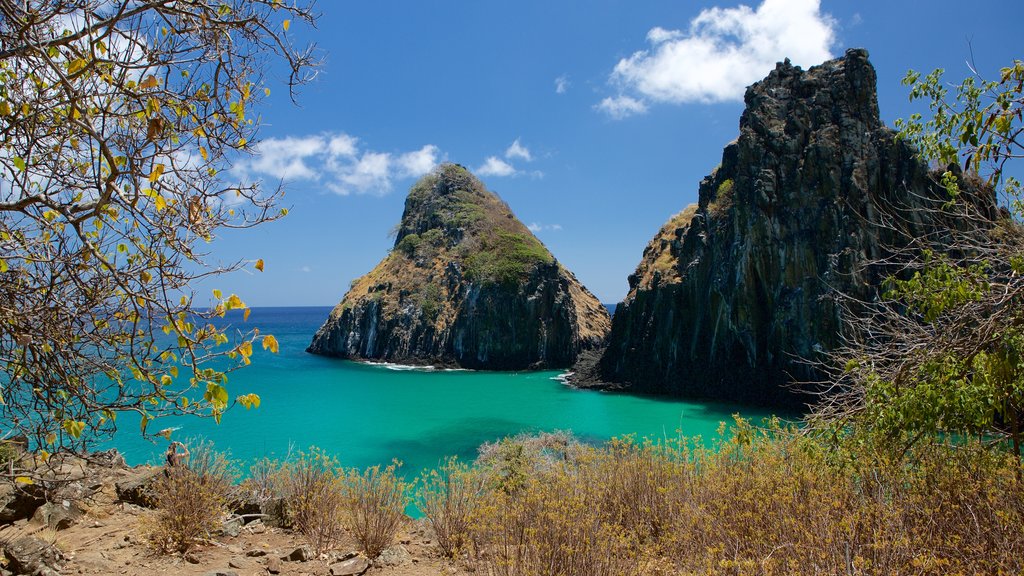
[0,1,317,453]
[819,60,1024,466]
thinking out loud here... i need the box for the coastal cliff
[585,49,994,406]
[308,164,611,370]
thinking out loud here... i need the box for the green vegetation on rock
[464,231,554,286]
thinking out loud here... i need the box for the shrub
[463,231,552,286]
[340,461,410,558]
[145,439,235,553]
[395,233,421,257]
[416,457,481,558]
[276,448,346,555]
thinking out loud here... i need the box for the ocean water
[109,307,777,475]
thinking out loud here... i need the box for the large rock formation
[585,49,993,406]
[308,164,611,370]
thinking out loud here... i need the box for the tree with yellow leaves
[0,0,316,452]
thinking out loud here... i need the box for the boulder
[0,482,45,524]
[376,544,412,566]
[3,536,65,576]
[114,467,164,507]
[31,500,84,530]
[329,556,371,576]
[284,545,313,562]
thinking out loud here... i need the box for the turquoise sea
[109,307,777,475]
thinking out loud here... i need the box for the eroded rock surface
[309,164,610,370]
[587,49,993,406]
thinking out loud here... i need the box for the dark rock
[0,482,45,524]
[203,571,238,576]
[284,546,313,562]
[3,536,65,575]
[329,556,371,576]
[31,499,84,530]
[115,466,164,507]
[245,549,268,557]
[589,48,995,407]
[308,163,611,370]
[265,556,282,574]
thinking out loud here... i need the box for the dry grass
[275,448,346,555]
[340,460,410,559]
[145,439,235,553]
[416,456,481,558]
[413,421,1024,575]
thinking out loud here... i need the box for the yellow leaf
[199,146,208,161]
[149,163,165,183]
[140,75,159,90]
[45,433,56,445]
[67,58,87,74]
[226,294,245,310]
[283,19,291,31]
[262,335,279,354]
[21,103,29,116]
[160,374,172,386]
[264,87,271,97]
[255,259,264,272]
[154,195,166,212]
[213,288,223,300]
[140,270,152,283]
[238,341,253,358]
[15,477,33,486]
[243,308,251,322]
[0,102,10,116]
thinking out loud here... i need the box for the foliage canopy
[820,59,1024,466]
[0,0,317,452]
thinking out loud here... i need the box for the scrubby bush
[420,424,1024,575]
[340,461,410,558]
[463,231,552,286]
[276,448,346,555]
[416,457,481,558]
[146,439,236,553]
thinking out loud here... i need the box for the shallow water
[109,307,776,475]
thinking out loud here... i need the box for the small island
[307,164,611,370]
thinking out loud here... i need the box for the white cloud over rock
[600,0,835,117]
[505,138,533,162]
[476,156,516,177]
[235,133,440,195]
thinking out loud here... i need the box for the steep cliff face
[308,164,611,370]
[592,49,993,406]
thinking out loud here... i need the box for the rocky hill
[582,48,994,406]
[308,164,610,370]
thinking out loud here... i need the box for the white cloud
[396,145,441,177]
[298,265,312,273]
[595,95,648,119]
[236,133,439,195]
[554,75,570,94]
[476,156,516,177]
[600,0,835,115]
[527,222,562,233]
[504,139,533,162]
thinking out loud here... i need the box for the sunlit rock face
[589,49,993,406]
[308,164,611,370]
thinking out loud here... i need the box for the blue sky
[209,0,1024,307]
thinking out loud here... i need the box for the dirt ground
[0,479,468,576]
